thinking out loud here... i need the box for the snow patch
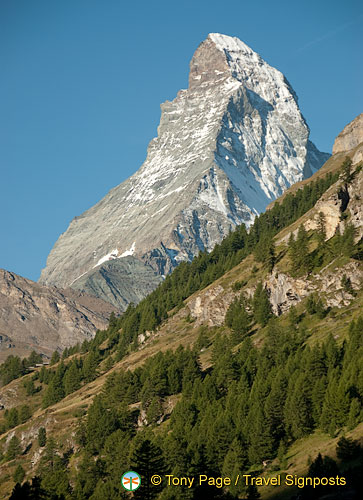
[120,241,136,257]
[94,249,119,268]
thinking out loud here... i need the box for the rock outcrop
[39,33,329,310]
[333,113,363,154]
[0,269,116,361]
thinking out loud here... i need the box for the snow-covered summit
[39,34,329,310]
[210,32,252,51]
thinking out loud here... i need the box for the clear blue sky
[1,0,362,281]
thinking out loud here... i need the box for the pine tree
[85,396,118,453]
[50,351,60,365]
[295,224,311,274]
[38,427,47,448]
[42,362,65,408]
[6,436,22,461]
[64,360,81,395]
[284,373,313,439]
[253,283,272,327]
[316,211,326,246]
[341,156,353,184]
[336,436,361,461]
[13,464,25,484]
[130,437,166,500]
[19,405,31,424]
[82,350,100,383]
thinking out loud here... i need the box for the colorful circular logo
[121,471,141,491]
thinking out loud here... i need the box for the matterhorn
[39,33,329,309]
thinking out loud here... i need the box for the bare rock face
[0,269,116,361]
[71,257,162,310]
[39,33,329,309]
[333,113,363,154]
[304,159,363,242]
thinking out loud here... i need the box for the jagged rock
[0,269,116,361]
[333,113,363,154]
[39,33,329,309]
[304,160,363,241]
[188,285,235,327]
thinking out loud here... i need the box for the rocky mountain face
[39,33,329,310]
[70,257,162,310]
[0,270,116,362]
[333,113,363,155]
[188,114,363,326]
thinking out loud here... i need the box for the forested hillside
[0,157,362,499]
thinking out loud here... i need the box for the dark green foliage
[38,427,47,448]
[24,379,38,396]
[13,464,25,484]
[253,283,271,326]
[63,360,81,395]
[246,484,261,499]
[225,296,251,340]
[37,438,71,498]
[82,350,100,383]
[308,452,339,477]
[306,293,326,318]
[6,436,22,461]
[194,327,211,352]
[5,408,19,429]
[85,395,119,453]
[50,351,60,366]
[341,156,353,184]
[288,225,312,275]
[336,437,361,461]
[254,237,276,272]
[9,476,52,500]
[341,274,354,294]
[42,362,66,408]
[316,211,326,246]
[0,356,26,386]
[130,437,166,499]
[19,405,32,424]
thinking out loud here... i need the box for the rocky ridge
[333,113,363,154]
[39,33,329,310]
[0,269,116,361]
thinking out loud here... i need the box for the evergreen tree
[85,395,118,453]
[284,373,313,439]
[50,351,60,366]
[19,405,31,424]
[38,427,47,448]
[6,436,22,461]
[253,283,272,327]
[316,211,326,246]
[341,156,353,184]
[83,350,100,383]
[130,437,166,500]
[6,408,19,429]
[13,464,25,484]
[63,360,81,395]
[42,362,65,408]
[295,224,311,274]
[336,436,361,461]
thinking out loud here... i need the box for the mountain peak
[188,33,258,90]
[208,32,256,57]
[40,35,329,310]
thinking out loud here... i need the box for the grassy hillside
[0,156,362,500]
